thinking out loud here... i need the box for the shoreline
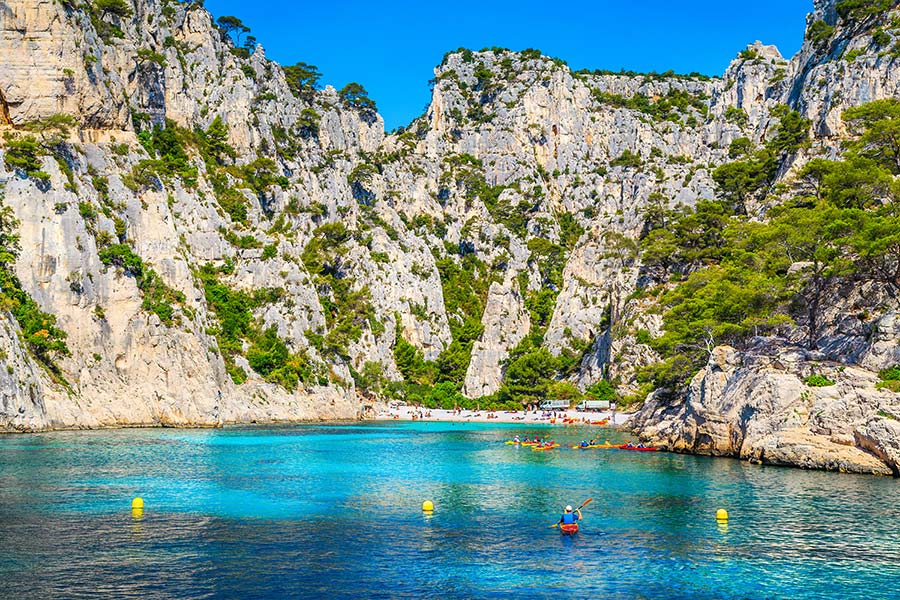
[0,410,630,435]
[373,407,631,426]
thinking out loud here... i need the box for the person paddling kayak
[559,505,582,534]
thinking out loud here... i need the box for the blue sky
[204,0,812,130]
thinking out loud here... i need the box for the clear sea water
[0,421,898,599]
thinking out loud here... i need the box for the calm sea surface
[0,421,897,599]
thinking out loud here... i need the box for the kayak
[559,523,579,535]
[590,420,609,426]
[505,440,541,446]
[570,444,604,449]
[531,443,560,451]
[616,444,658,451]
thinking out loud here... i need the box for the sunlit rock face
[0,0,899,473]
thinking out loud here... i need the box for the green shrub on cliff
[199,263,310,388]
[836,0,894,21]
[610,149,642,169]
[3,136,50,186]
[806,20,835,45]
[877,365,900,392]
[97,244,186,326]
[129,120,198,188]
[804,374,836,387]
[393,324,437,385]
[90,0,132,40]
[301,224,379,361]
[434,254,493,383]
[0,203,69,374]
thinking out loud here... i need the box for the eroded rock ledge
[629,344,900,476]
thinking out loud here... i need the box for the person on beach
[560,505,582,527]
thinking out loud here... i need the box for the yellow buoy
[132,497,144,510]
[716,508,728,521]
[422,500,434,512]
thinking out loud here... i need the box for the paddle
[549,497,593,528]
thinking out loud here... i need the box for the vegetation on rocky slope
[637,99,900,393]
[0,193,69,376]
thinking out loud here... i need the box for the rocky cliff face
[630,343,900,475]
[0,0,898,467]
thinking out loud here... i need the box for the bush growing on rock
[216,15,250,45]
[586,379,618,403]
[98,244,144,277]
[610,149,642,169]
[297,108,321,138]
[2,136,50,186]
[804,374,836,387]
[836,0,894,21]
[877,366,900,392]
[0,204,69,372]
[806,20,835,45]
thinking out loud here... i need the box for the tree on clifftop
[339,83,377,114]
[216,15,250,45]
[93,0,133,19]
[283,62,322,100]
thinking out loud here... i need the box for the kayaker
[580,440,589,448]
[514,435,520,443]
[559,505,582,527]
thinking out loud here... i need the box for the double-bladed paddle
[549,497,593,528]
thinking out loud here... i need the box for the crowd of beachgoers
[374,406,629,426]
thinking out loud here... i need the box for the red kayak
[559,523,579,535]
[616,444,657,451]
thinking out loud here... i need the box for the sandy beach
[374,406,631,426]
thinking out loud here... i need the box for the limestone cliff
[0,0,897,475]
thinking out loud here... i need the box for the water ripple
[0,423,898,599]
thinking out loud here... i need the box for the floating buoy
[716,508,728,521]
[132,497,144,510]
[422,500,434,512]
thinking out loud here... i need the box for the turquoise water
[0,422,898,599]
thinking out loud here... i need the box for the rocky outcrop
[855,413,900,476]
[629,344,899,475]
[463,276,530,397]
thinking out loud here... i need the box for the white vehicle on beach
[539,400,570,411]
[576,400,611,411]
